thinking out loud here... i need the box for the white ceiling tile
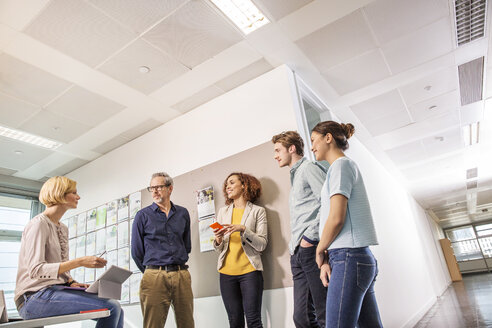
[19,110,91,144]
[376,111,460,151]
[98,39,189,94]
[171,85,224,113]
[351,89,407,121]
[477,189,492,206]
[400,153,464,181]
[45,157,90,177]
[45,86,125,127]
[386,139,425,166]
[23,0,137,67]
[295,10,377,71]
[91,135,130,155]
[0,92,40,128]
[351,89,412,136]
[399,66,459,107]
[143,1,243,68]
[408,90,460,122]
[253,0,313,21]
[0,167,17,176]
[321,49,391,95]
[0,137,53,171]
[460,102,484,125]
[88,0,183,33]
[120,118,162,140]
[382,17,454,74]
[364,0,449,44]
[0,53,71,106]
[214,58,274,92]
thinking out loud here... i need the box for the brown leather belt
[146,264,188,271]
[15,291,35,310]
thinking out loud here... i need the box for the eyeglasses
[147,184,170,192]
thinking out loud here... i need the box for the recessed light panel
[210,0,270,34]
[0,125,62,150]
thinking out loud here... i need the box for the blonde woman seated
[14,176,123,327]
[213,173,268,328]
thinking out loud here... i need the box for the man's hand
[320,263,331,287]
[78,256,107,268]
[300,239,314,248]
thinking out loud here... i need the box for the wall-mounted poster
[129,219,134,244]
[75,235,86,258]
[129,192,141,219]
[106,225,117,251]
[117,196,129,221]
[121,280,130,303]
[86,209,97,232]
[107,250,118,268]
[95,228,106,254]
[85,268,95,283]
[107,200,117,226]
[130,273,142,303]
[117,221,129,248]
[86,232,96,256]
[118,247,130,270]
[69,238,76,260]
[68,216,77,239]
[96,205,107,230]
[199,217,215,252]
[76,212,86,236]
[196,186,215,219]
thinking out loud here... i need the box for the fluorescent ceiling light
[462,122,480,146]
[0,125,62,150]
[210,0,270,35]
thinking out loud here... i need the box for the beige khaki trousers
[140,268,195,328]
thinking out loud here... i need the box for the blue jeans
[326,247,382,328]
[220,271,263,328]
[291,245,327,328]
[19,285,124,328]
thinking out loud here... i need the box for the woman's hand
[319,263,331,287]
[315,245,328,268]
[213,227,227,244]
[78,256,107,268]
[223,224,245,234]
[70,282,90,288]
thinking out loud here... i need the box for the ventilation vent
[455,0,487,46]
[466,180,478,189]
[458,57,484,105]
[466,167,478,179]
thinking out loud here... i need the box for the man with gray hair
[131,172,194,328]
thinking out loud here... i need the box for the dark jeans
[326,247,382,328]
[18,285,124,328]
[220,271,263,328]
[291,245,327,328]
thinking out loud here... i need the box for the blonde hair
[39,176,77,207]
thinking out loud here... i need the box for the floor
[415,272,492,328]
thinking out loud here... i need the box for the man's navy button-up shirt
[131,202,191,273]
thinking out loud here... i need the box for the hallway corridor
[415,272,492,327]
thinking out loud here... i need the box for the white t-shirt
[319,157,378,250]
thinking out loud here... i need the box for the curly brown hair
[223,172,262,205]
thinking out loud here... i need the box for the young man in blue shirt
[131,172,194,328]
[272,131,327,328]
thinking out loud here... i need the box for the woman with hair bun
[213,172,268,328]
[310,121,382,327]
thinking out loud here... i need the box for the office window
[0,194,35,316]
[445,221,492,264]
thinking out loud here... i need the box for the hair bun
[341,123,355,139]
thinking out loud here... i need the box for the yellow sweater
[219,208,256,275]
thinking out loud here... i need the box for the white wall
[64,65,449,328]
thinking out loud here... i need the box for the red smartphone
[209,222,224,230]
